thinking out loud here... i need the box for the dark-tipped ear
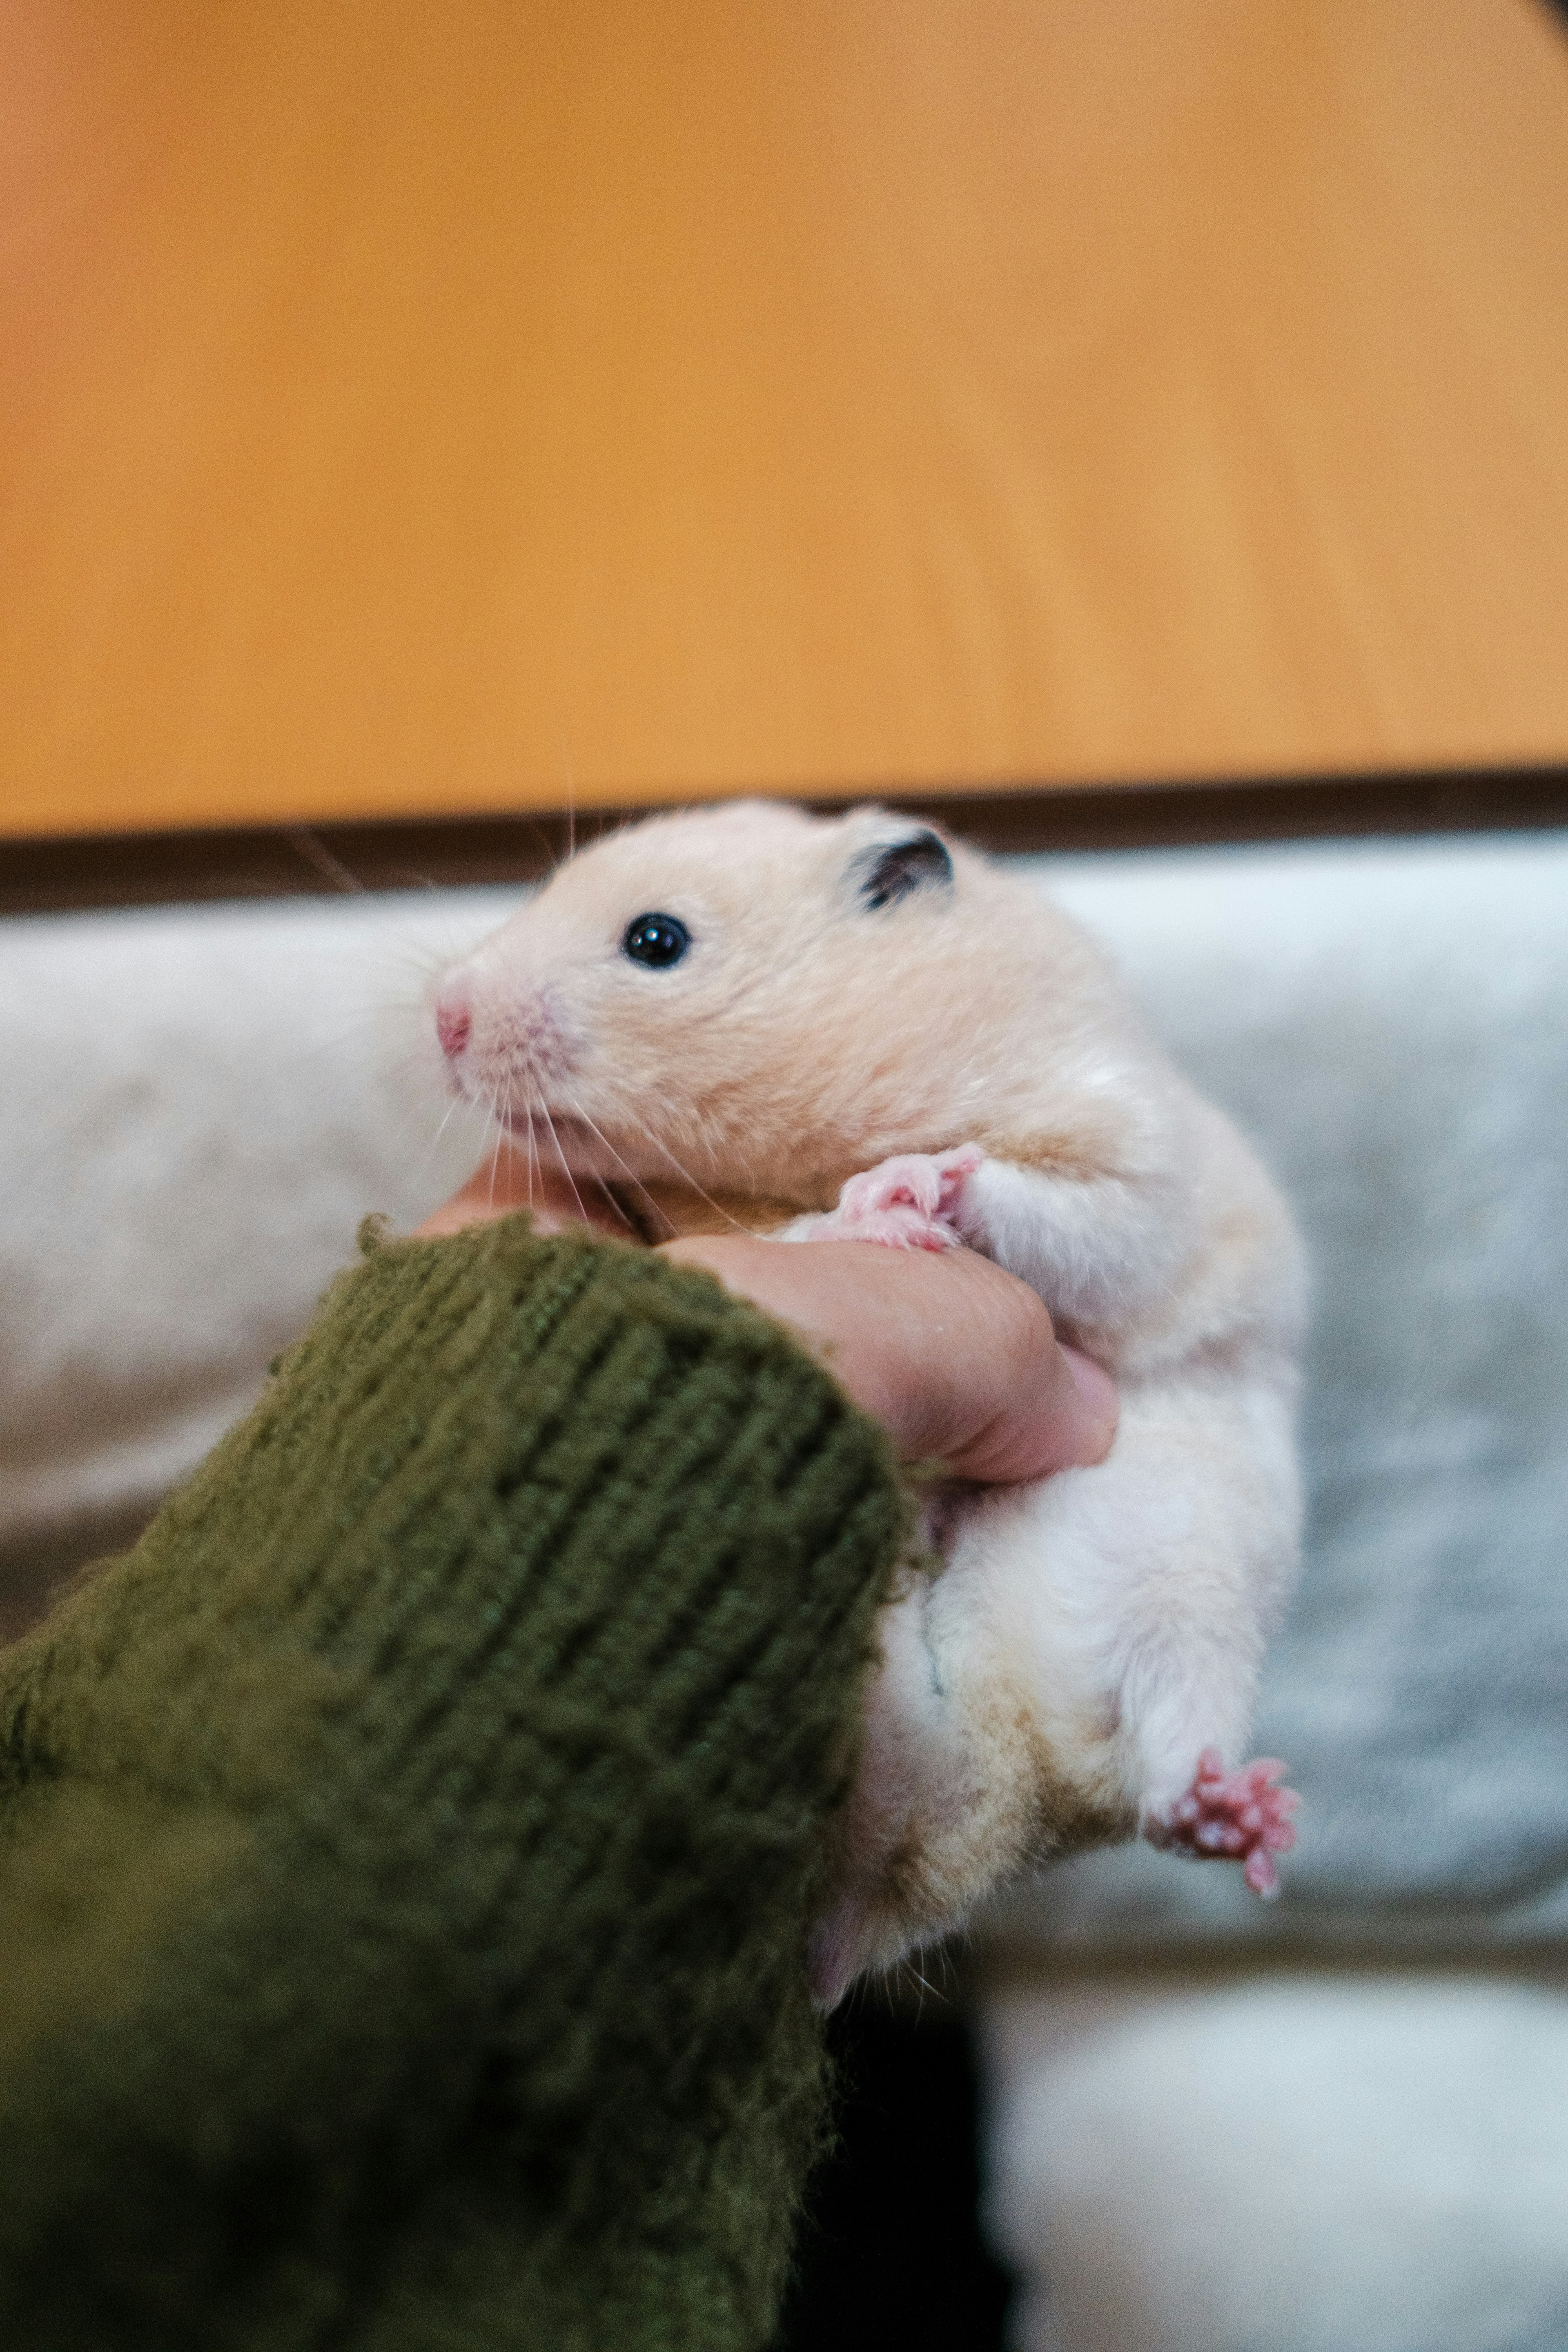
[855,829,954,911]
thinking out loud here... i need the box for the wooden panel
[6,766,1568,916]
[2,0,1567,840]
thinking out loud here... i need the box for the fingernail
[1060,1346,1118,1461]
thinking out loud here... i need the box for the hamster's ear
[854,829,954,911]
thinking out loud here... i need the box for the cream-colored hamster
[431,800,1306,2000]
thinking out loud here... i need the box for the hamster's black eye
[621,912,690,969]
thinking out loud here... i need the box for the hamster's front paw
[1145,1749,1299,1897]
[828,1145,984,1251]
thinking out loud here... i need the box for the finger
[659,1236,1117,1485]
[942,1334,1118,1484]
[883,1251,1115,1481]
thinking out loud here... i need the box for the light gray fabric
[981,1970,1568,2352]
[0,888,514,1615]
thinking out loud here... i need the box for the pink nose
[435,982,472,1059]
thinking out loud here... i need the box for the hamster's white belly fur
[790,1150,1304,2005]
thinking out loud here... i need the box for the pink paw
[1147,1749,1299,1898]
[833,1146,983,1252]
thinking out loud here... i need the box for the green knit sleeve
[0,1216,908,2352]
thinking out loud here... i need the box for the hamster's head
[432,799,1050,1197]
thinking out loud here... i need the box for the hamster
[430,799,1306,2001]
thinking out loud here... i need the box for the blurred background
[3,0,1567,859]
[3,5,1568,2348]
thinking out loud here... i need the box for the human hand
[416,1146,1118,1484]
[659,1233,1116,1485]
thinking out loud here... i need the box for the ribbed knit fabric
[0,1216,908,2351]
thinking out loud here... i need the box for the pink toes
[1242,1843,1285,1899]
[1148,1749,1299,1899]
[834,1146,983,1250]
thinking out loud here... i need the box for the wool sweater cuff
[0,1215,909,2352]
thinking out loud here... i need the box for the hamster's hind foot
[1146,1750,1299,1897]
[828,1146,984,1250]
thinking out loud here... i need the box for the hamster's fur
[432,800,1307,2000]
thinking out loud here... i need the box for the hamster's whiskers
[641,1127,771,1241]
[537,1102,592,1226]
[410,1092,465,1201]
[558,1090,677,1240]
[483,1088,507,1214]
[530,1098,546,1215]
[282,825,367,895]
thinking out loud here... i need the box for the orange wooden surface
[2,0,1567,840]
